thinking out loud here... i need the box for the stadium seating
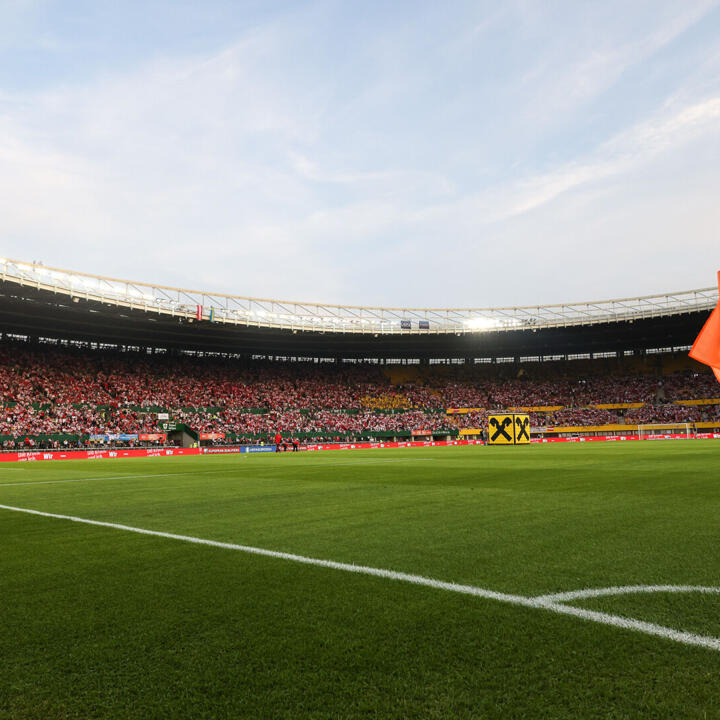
[1,341,718,448]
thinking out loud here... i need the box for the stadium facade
[0,257,715,361]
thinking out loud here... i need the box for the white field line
[289,459,438,468]
[1,502,720,653]
[0,470,223,489]
[535,585,720,603]
[0,459,434,488]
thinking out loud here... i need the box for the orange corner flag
[689,271,720,383]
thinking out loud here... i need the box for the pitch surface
[2,442,720,718]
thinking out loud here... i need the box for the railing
[0,257,715,335]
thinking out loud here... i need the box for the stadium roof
[0,257,714,359]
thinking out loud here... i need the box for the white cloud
[503,96,720,217]
[0,2,719,306]
[511,0,717,125]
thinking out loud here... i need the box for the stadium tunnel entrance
[160,422,198,449]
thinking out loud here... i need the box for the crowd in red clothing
[1,342,718,445]
[181,408,453,437]
[439,373,718,409]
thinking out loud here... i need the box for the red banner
[529,433,709,443]
[199,432,225,440]
[139,433,167,442]
[289,440,482,452]
[0,447,200,463]
[2,434,718,464]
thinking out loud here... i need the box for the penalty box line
[1,502,719,653]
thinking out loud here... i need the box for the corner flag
[689,271,720,383]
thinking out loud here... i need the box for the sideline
[0,470,223,489]
[0,460,436,488]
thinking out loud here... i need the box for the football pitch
[2,442,720,719]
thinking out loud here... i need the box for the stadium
[4,3,720,718]
[2,256,720,718]
[0,257,719,453]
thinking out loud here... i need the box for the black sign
[515,416,530,441]
[489,416,513,442]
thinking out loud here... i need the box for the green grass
[2,441,720,718]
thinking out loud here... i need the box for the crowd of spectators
[361,394,413,410]
[437,374,720,409]
[1,342,718,445]
[624,403,709,425]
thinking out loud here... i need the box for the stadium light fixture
[464,317,495,330]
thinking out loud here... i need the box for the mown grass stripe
[2,501,720,653]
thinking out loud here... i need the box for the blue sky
[1,0,719,306]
